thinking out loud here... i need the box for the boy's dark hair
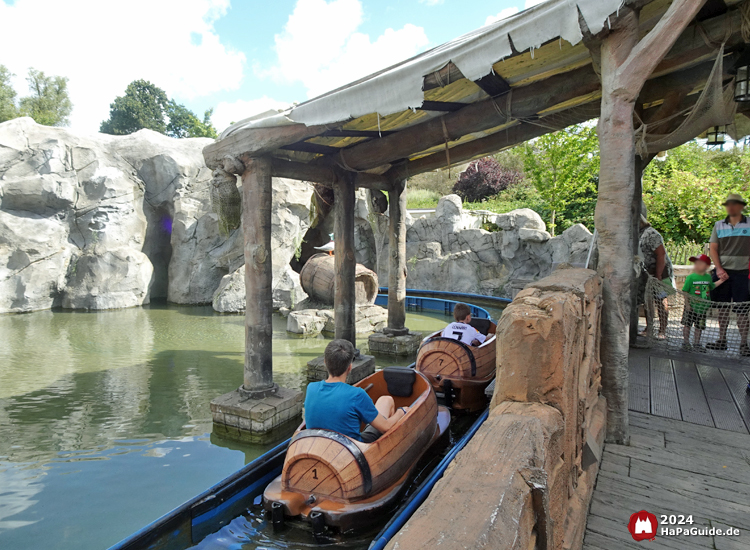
[453,303,471,322]
[324,339,355,377]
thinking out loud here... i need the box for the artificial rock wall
[373,195,595,299]
[387,268,605,550]
[0,118,312,314]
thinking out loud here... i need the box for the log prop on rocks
[300,253,378,305]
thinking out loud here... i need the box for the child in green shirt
[681,254,724,350]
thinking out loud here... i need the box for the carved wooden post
[596,0,705,444]
[387,179,408,334]
[334,175,356,345]
[241,156,275,394]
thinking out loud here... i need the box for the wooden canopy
[204,0,747,190]
[203,0,747,445]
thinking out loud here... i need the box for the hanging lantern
[735,47,750,102]
[706,125,726,147]
[736,63,750,101]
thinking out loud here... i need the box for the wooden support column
[596,0,706,444]
[386,179,408,335]
[241,156,275,394]
[333,175,357,345]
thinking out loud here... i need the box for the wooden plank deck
[583,412,750,550]
[628,349,750,433]
[583,350,750,549]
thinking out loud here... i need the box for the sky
[0,0,544,134]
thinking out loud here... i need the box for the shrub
[406,188,441,209]
[452,157,522,203]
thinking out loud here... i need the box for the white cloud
[267,0,429,99]
[419,0,444,5]
[0,0,245,132]
[485,7,520,26]
[211,97,291,133]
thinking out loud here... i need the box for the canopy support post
[334,175,357,346]
[209,155,303,443]
[596,0,706,445]
[386,179,409,335]
[241,156,275,394]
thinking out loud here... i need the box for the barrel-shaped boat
[300,253,378,305]
[263,367,449,531]
[416,318,497,412]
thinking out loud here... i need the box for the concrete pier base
[210,385,303,444]
[307,354,375,383]
[368,331,423,356]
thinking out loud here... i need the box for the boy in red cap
[681,254,724,351]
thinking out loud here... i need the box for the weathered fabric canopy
[204,0,748,179]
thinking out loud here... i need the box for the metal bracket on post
[238,383,279,400]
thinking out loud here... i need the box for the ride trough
[108,291,508,550]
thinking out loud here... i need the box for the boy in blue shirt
[304,339,409,443]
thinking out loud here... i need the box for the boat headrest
[382,367,416,397]
[469,317,492,336]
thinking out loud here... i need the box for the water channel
[0,303,506,550]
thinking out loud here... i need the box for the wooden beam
[474,72,512,97]
[387,107,597,180]
[387,179,408,334]
[423,62,465,92]
[279,141,341,155]
[269,158,393,191]
[418,100,467,112]
[333,176,357,345]
[203,123,328,170]
[241,157,274,393]
[330,64,601,172]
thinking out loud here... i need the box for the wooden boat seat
[468,317,494,335]
[382,366,416,397]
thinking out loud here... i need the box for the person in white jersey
[441,303,486,346]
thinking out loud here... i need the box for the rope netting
[642,275,750,359]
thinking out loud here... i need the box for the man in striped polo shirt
[708,194,750,355]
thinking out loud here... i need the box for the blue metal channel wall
[374,288,511,322]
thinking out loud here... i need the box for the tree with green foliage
[0,65,18,123]
[642,141,750,244]
[166,102,218,139]
[100,79,218,138]
[17,68,73,126]
[100,80,170,135]
[522,124,599,235]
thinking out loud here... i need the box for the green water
[0,304,455,550]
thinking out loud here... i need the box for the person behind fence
[304,339,409,443]
[639,214,674,339]
[707,194,750,355]
[681,254,724,351]
[442,303,486,347]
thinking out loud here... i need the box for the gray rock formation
[373,195,594,299]
[0,118,313,314]
[287,304,388,337]
[212,177,312,312]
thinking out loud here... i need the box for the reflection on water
[0,304,451,550]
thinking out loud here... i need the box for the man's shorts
[711,269,750,310]
[360,424,382,443]
[681,307,707,330]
